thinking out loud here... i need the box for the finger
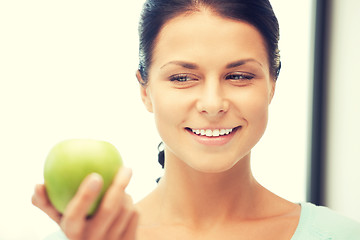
[106,195,135,240]
[32,184,62,224]
[60,173,103,240]
[86,167,132,239]
[113,167,132,191]
[120,210,139,240]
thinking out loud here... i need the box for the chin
[193,166,234,174]
[184,154,246,174]
[164,145,251,174]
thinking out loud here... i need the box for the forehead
[151,11,269,70]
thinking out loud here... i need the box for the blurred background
[0,0,358,239]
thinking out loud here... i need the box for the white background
[0,0,312,239]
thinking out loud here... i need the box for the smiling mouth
[185,127,241,137]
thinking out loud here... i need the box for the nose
[196,80,229,117]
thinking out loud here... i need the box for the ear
[136,70,153,113]
[268,80,276,104]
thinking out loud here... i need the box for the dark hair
[138,0,281,85]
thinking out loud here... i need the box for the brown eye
[169,74,198,82]
[225,73,254,81]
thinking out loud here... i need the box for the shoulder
[43,230,68,240]
[292,202,360,240]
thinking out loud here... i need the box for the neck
[155,151,263,227]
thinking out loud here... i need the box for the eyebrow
[160,61,198,70]
[225,59,263,68]
[160,58,263,70]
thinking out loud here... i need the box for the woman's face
[138,11,275,173]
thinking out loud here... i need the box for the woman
[32,0,360,239]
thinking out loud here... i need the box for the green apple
[44,139,123,216]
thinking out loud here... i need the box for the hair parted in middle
[138,0,281,85]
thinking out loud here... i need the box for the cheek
[236,89,270,133]
[249,96,269,123]
[151,91,185,138]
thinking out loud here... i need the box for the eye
[169,73,199,82]
[225,72,254,81]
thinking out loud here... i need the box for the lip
[185,126,241,146]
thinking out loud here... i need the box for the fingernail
[122,167,132,178]
[87,173,103,191]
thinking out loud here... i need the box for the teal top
[291,202,360,239]
[45,202,360,240]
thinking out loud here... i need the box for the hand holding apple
[44,139,123,216]
[33,163,138,239]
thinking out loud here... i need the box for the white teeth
[191,128,234,137]
[205,129,212,137]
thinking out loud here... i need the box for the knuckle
[66,231,82,240]
[125,194,134,205]
[133,208,139,216]
[101,193,128,215]
[31,195,39,206]
[131,209,139,220]
[123,195,136,213]
[78,189,97,202]
[124,204,134,214]
[61,222,83,240]
[61,212,78,227]
[32,191,45,208]
[105,230,118,240]
[100,201,120,215]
